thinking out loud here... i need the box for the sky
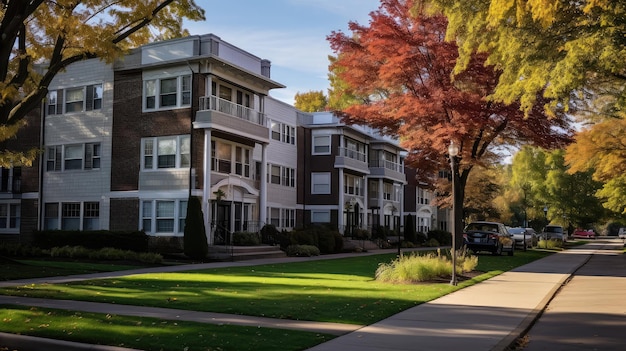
[185,0,381,105]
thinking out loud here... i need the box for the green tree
[184,196,208,260]
[0,0,205,165]
[294,90,328,112]
[425,0,626,115]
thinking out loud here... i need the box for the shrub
[260,224,279,245]
[353,228,370,239]
[48,245,162,263]
[375,249,477,283]
[33,230,150,251]
[415,232,428,245]
[425,238,440,247]
[537,238,564,250]
[286,245,320,257]
[183,196,208,260]
[427,230,452,246]
[0,243,44,257]
[233,232,261,246]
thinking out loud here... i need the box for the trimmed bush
[48,245,162,264]
[33,230,149,251]
[286,245,320,257]
[233,232,261,246]
[183,196,208,260]
[260,224,279,245]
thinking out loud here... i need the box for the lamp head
[448,141,459,157]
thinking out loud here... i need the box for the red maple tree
[327,0,573,225]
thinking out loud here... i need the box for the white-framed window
[270,165,281,185]
[65,87,85,113]
[311,172,331,194]
[311,210,331,223]
[313,135,331,155]
[211,140,252,178]
[47,90,59,115]
[283,124,295,144]
[46,84,102,116]
[271,121,281,141]
[0,203,20,231]
[46,143,102,172]
[270,207,280,226]
[44,202,100,231]
[267,164,295,187]
[282,208,295,228]
[141,199,187,235]
[83,202,100,230]
[142,135,190,170]
[144,75,192,111]
[344,174,363,196]
[383,182,393,200]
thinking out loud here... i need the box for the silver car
[508,227,534,250]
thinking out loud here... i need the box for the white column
[203,130,213,244]
[338,168,345,234]
[378,179,385,227]
[259,144,268,226]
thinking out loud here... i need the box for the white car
[619,227,626,239]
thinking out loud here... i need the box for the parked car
[463,221,515,256]
[525,228,539,247]
[572,229,596,239]
[618,227,626,239]
[508,227,534,250]
[542,225,566,241]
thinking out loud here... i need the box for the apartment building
[0,33,441,248]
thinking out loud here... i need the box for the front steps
[207,245,286,261]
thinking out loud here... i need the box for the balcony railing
[199,96,266,126]
[369,159,403,172]
[338,147,367,162]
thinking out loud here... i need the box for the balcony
[369,159,406,182]
[334,147,369,173]
[195,96,270,144]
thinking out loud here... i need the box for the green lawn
[0,259,151,281]
[0,249,553,350]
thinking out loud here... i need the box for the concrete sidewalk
[0,242,622,350]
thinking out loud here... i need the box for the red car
[572,229,596,239]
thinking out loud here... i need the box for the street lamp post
[448,141,460,286]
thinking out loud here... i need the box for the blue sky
[186,0,381,105]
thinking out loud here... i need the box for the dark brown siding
[109,198,139,231]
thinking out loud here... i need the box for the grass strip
[0,304,332,351]
[0,250,552,326]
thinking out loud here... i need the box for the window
[44,203,59,230]
[271,121,281,141]
[282,208,295,228]
[345,174,362,196]
[64,145,83,170]
[47,90,59,115]
[312,172,331,194]
[83,202,100,230]
[144,75,192,110]
[283,124,295,144]
[0,203,20,230]
[311,210,330,223]
[212,140,252,177]
[383,183,393,200]
[141,199,187,234]
[313,135,331,154]
[90,84,103,110]
[65,87,84,113]
[156,201,175,232]
[270,207,280,226]
[47,143,102,172]
[270,165,281,185]
[142,135,190,170]
[62,203,81,230]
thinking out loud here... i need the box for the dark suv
[463,221,515,256]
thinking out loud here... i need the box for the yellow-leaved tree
[0,0,205,166]
[294,90,328,112]
[566,119,626,214]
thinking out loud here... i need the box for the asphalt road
[520,239,626,351]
